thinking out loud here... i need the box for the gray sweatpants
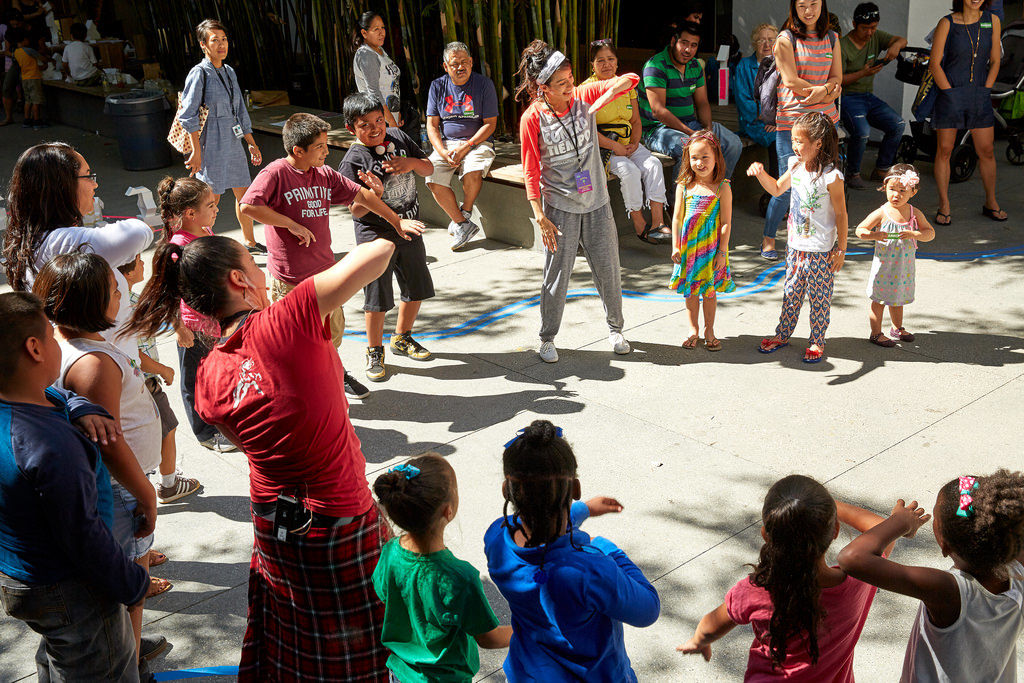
[539,202,624,342]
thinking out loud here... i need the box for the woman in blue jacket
[734,24,779,234]
[484,421,660,682]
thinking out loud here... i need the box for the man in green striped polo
[637,20,742,181]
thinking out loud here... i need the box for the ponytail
[750,475,836,668]
[157,175,210,242]
[373,454,454,536]
[122,241,184,340]
[351,11,380,52]
[515,39,565,103]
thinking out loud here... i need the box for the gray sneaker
[199,433,238,453]
[366,346,387,381]
[447,220,459,235]
[450,220,480,251]
[538,341,559,363]
[461,208,473,222]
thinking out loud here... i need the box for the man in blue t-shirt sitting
[425,41,499,251]
[0,292,147,681]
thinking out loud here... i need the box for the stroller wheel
[896,135,918,164]
[1007,137,1024,166]
[950,144,977,183]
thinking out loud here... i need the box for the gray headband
[537,50,568,85]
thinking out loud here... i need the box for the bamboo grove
[138,0,622,136]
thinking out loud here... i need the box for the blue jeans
[643,121,743,181]
[0,571,138,682]
[840,92,905,176]
[764,129,793,239]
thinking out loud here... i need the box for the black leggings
[177,337,217,443]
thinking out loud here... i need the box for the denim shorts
[111,481,154,560]
[933,85,995,130]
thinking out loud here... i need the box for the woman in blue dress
[178,18,266,254]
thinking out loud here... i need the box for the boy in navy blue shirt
[0,292,147,681]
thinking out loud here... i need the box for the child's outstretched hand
[397,219,426,240]
[586,496,624,517]
[746,162,765,177]
[677,636,712,661]
[357,169,384,197]
[286,222,317,247]
[890,499,932,538]
[382,156,418,174]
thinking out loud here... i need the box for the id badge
[232,124,244,139]
[574,170,593,194]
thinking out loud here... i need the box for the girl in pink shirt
[678,475,927,681]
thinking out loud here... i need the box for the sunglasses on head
[590,38,612,47]
[855,9,880,23]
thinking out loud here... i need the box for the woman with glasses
[734,25,780,193]
[583,38,670,244]
[351,10,420,141]
[2,142,153,362]
[178,18,266,255]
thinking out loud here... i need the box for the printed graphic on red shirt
[282,185,335,221]
[232,358,264,408]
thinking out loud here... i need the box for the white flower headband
[884,169,919,189]
[537,50,568,85]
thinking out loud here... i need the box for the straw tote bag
[167,70,208,155]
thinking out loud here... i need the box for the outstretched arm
[677,603,737,661]
[313,238,396,318]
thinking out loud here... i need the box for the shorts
[111,481,154,561]
[271,277,345,347]
[2,63,19,99]
[145,377,179,439]
[21,78,43,105]
[355,229,434,313]
[932,85,995,130]
[426,141,496,187]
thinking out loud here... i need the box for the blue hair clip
[503,426,564,449]
[389,463,420,479]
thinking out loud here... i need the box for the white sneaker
[538,341,559,363]
[461,208,473,222]
[449,220,480,250]
[447,220,459,236]
[610,332,631,355]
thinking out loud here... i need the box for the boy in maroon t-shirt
[240,113,424,398]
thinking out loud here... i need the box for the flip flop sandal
[148,549,168,567]
[890,326,916,342]
[802,348,824,363]
[758,337,788,353]
[934,211,952,226]
[705,338,722,352]
[636,223,663,245]
[869,332,896,348]
[981,206,1008,222]
[146,576,173,599]
[682,335,701,350]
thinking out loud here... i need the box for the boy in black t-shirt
[339,93,436,382]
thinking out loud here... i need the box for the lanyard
[212,65,238,120]
[543,95,584,170]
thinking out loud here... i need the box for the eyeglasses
[590,38,612,47]
[77,172,98,181]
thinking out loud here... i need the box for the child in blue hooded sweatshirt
[484,420,660,682]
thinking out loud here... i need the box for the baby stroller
[992,21,1024,165]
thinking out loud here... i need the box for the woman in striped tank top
[762,0,843,261]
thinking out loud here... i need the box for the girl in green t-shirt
[373,455,512,682]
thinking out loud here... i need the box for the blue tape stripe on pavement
[153,666,238,681]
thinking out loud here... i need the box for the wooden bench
[43,80,116,137]
[248,104,769,250]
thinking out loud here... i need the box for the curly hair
[373,454,454,537]
[750,475,837,668]
[793,112,840,180]
[515,40,569,102]
[156,176,210,241]
[937,469,1024,575]
[501,420,578,549]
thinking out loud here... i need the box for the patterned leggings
[775,249,836,348]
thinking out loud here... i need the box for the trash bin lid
[104,90,169,115]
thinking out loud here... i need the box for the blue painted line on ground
[153,666,238,681]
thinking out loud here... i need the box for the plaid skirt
[239,505,391,682]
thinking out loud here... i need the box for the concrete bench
[43,80,115,137]
[247,104,767,250]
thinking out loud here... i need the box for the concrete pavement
[1,122,1022,681]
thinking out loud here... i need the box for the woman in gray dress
[179,18,266,254]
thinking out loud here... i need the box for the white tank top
[901,561,1024,682]
[55,337,162,474]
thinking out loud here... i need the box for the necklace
[962,13,981,82]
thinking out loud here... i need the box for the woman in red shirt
[126,235,396,682]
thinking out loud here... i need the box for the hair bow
[389,463,420,479]
[956,475,978,518]
[503,426,564,449]
[885,169,920,188]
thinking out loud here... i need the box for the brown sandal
[869,332,896,348]
[146,576,173,599]
[705,337,722,352]
[682,334,701,349]
[148,549,168,567]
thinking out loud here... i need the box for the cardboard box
[142,62,162,80]
[95,40,124,70]
[56,17,74,42]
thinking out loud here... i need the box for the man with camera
[840,2,908,188]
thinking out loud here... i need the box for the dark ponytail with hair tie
[351,11,381,52]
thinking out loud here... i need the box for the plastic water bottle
[420,125,429,152]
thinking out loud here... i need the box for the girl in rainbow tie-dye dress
[670,130,735,351]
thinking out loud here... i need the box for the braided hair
[156,176,210,241]
[937,469,1024,576]
[750,475,837,668]
[501,420,579,554]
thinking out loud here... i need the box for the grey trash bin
[104,90,172,171]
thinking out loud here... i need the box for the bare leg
[129,552,150,662]
[650,201,666,228]
[869,301,885,335]
[232,187,257,245]
[933,129,956,221]
[972,127,1004,217]
[889,305,904,330]
[460,171,483,213]
[158,429,176,478]
[702,294,717,342]
[427,182,465,224]
[685,294,701,339]
[395,300,421,335]
[630,209,647,235]
[366,311,386,348]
